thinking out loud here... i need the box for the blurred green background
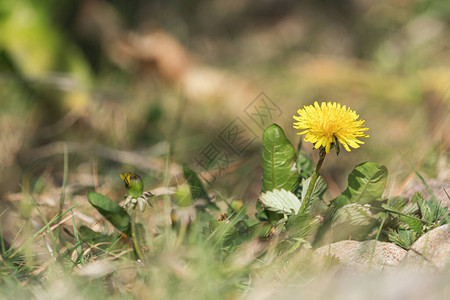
[1,0,449,208]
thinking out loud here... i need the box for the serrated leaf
[259,189,301,215]
[382,203,430,225]
[423,199,448,224]
[332,204,376,227]
[385,197,421,232]
[415,192,448,224]
[285,214,321,239]
[262,124,300,192]
[401,202,420,216]
[387,229,417,250]
[411,192,424,204]
[419,200,432,223]
[332,162,388,208]
[87,192,131,236]
[387,196,409,211]
[398,215,423,233]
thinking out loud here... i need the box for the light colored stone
[248,270,450,300]
[402,224,450,270]
[315,240,407,273]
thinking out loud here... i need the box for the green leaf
[205,216,253,253]
[87,191,131,236]
[285,214,321,239]
[332,204,376,227]
[430,200,448,222]
[411,192,424,204]
[301,176,327,207]
[296,142,314,179]
[402,202,420,216]
[77,226,125,252]
[183,165,219,210]
[332,162,388,208]
[398,215,423,233]
[262,124,300,192]
[416,192,448,224]
[174,183,193,207]
[385,197,422,232]
[0,0,92,105]
[259,189,301,215]
[247,221,274,238]
[387,196,409,212]
[207,220,236,240]
[183,165,209,200]
[255,201,269,221]
[78,225,106,242]
[381,203,431,225]
[387,229,417,250]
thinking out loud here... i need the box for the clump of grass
[2,116,448,299]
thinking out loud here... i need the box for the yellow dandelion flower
[293,101,369,153]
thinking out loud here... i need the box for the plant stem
[131,207,144,261]
[299,147,327,214]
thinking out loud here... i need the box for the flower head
[120,173,153,212]
[121,172,144,198]
[293,102,369,153]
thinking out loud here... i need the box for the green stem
[131,207,144,261]
[299,147,326,214]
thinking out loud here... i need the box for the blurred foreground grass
[0,0,449,298]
